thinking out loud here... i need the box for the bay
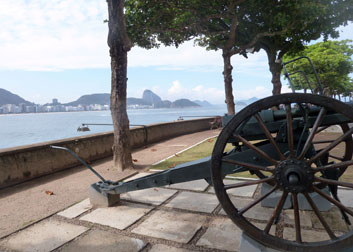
[0,106,233,150]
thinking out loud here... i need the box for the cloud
[0,0,109,71]
[166,81,224,104]
[0,1,267,72]
[235,86,272,100]
[168,81,184,96]
[1,2,352,72]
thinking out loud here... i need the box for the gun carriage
[53,57,353,251]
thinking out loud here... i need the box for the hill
[0,88,34,106]
[64,90,207,108]
[127,97,150,106]
[65,93,110,106]
[142,90,162,104]
[237,97,259,105]
[193,100,212,107]
[171,99,200,108]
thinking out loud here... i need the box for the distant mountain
[142,90,162,104]
[171,99,200,108]
[127,97,150,106]
[247,97,259,104]
[160,100,172,108]
[0,88,34,106]
[193,100,212,107]
[237,97,259,105]
[65,93,110,106]
[235,101,247,106]
[64,89,207,108]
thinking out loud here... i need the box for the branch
[226,15,239,49]
[229,30,287,56]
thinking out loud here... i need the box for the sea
[0,106,236,150]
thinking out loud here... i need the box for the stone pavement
[0,129,220,239]
[1,128,353,252]
[1,171,353,252]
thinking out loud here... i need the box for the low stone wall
[0,118,214,188]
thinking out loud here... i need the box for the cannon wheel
[211,93,353,251]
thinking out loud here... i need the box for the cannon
[52,57,353,251]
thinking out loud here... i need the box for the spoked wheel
[211,93,353,252]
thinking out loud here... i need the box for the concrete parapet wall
[0,118,214,188]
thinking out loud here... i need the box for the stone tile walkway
[1,174,352,252]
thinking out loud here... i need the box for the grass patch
[150,132,353,182]
[151,137,217,170]
[150,137,260,179]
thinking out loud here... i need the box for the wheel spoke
[312,140,335,144]
[222,158,275,173]
[298,107,326,160]
[292,193,302,243]
[316,125,330,134]
[224,176,275,190]
[315,160,353,173]
[315,176,353,189]
[238,185,278,215]
[329,154,344,161]
[312,186,353,217]
[264,191,288,234]
[286,104,294,157]
[308,127,353,164]
[303,192,336,239]
[254,113,285,161]
[234,135,278,165]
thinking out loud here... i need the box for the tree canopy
[252,0,353,95]
[282,40,353,98]
[125,0,311,114]
[125,0,353,112]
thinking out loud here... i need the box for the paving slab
[338,188,353,208]
[219,197,274,222]
[80,202,153,230]
[297,188,332,211]
[167,179,210,191]
[132,209,207,243]
[197,217,241,251]
[149,244,194,252]
[260,183,292,209]
[165,191,219,213]
[0,219,88,252]
[57,198,92,219]
[59,229,146,252]
[121,187,177,205]
[252,222,276,236]
[239,233,281,252]
[283,209,312,228]
[311,206,349,232]
[209,179,257,198]
[283,227,330,242]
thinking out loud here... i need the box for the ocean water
[0,106,233,149]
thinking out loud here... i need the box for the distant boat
[77,125,90,132]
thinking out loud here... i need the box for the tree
[107,0,133,171]
[253,0,353,95]
[282,40,353,98]
[125,0,301,114]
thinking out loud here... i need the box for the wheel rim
[211,93,353,251]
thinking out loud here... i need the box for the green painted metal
[92,103,351,195]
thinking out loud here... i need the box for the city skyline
[0,1,352,105]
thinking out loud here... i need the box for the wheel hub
[275,159,314,193]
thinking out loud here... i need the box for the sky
[0,1,352,105]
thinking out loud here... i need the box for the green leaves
[283,40,353,96]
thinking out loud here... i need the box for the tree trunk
[267,49,282,95]
[107,0,133,172]
[222,50,235,115]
